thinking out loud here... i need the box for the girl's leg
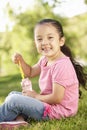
[0,92,46,122]
[8,91,26,121]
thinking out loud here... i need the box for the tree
[85,0,87,4]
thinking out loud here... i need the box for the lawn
[0,74,87,130]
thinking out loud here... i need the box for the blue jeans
[0,91,49,122]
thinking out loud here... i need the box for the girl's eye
[48,37,53,39]
[37,38,42,42]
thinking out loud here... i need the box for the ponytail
[61,45,87,97]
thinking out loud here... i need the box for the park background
[0,0,87,130]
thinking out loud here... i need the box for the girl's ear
[60,37,65,47]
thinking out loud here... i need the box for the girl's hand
[12,53,24,64]
[22,89,38,98]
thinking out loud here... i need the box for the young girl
[0,19,87,126]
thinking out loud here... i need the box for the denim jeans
[0,91,49,122]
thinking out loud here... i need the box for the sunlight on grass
[0,97,5,104]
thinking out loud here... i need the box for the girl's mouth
[42,47,52,51]
[42,48,52,53]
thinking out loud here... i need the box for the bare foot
[15,116,25,121]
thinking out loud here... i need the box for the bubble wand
[19,61,25,79]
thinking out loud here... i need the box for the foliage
[64,13,87,62]
[85,0,87,4]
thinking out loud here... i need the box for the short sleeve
[51,60,78,88]
[37,56,47,67]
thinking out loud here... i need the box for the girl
[0,19,87,127]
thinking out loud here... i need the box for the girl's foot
[15,115,25,121]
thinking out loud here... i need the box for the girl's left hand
[22,89,38,98]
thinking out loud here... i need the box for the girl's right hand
[12,53,24,64]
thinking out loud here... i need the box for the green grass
[0,74,87,130]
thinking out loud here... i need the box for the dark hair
[36,18,87,97]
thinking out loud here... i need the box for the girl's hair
[36,19,87,97]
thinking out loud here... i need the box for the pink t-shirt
[37,56,79,119]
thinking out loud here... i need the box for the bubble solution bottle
[21,78,32,91]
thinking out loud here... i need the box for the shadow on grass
[0,74,39,98]
[0,74,21,97]
[0,74,20,83]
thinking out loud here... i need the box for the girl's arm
[36,83,65,104]
[19,62,41,78]
[23,83,65,104]
[12,53,41,78]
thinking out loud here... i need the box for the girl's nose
[42,39,49,45]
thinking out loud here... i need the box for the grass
[0,74,87,130]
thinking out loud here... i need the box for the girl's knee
[5,94,18,104]
[5,94,23,110]
[8,91,19,95]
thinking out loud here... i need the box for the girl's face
[34,24,65,60]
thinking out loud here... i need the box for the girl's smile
[34,24,65,61]
[42,47,51,53]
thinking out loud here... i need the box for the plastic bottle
[21,77,32,91]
